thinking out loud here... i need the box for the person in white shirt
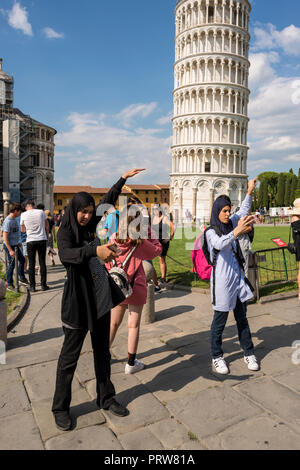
[20,200,49,292]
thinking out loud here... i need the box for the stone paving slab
[20,361,81,401]
[236,377,300,433]
[203,415,300,450]
[139,322,183,339]
[31,388,105,441]
[172,316,213,334]
[2,342,62,371]
[273,369,300,393]
[0,369,30,418]
[0,411,44,450]
[76,353,127,384]
[167,386,262,440]
[204,415,300,450]
[3,261,300,450]
[45,424,123,450]
[111,337,167,362]
[160,331,206,351]
[148,418,192,449]
[118,427,164,450]
[249,319,300,350]
[178,440,207,450]
[143,360,222,402]
[136,350,189,382]
[254,347,296,376]
[86,373,169,435]
[266,299,300,324]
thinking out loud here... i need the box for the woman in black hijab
[52,169,144,431]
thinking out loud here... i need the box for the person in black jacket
[51,169,144,431]
[289,200,300,300]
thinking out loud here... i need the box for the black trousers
[52,312,115,413]
[27,240,47,288]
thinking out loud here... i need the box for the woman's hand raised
[96,243,120,263]
[233,216,255,238]
[122,168,146,180]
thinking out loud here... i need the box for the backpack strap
[113,245,137,269]
[204,226,222,306]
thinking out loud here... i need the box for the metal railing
[249,247,298,300]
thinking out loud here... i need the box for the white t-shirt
[20,209,47,243]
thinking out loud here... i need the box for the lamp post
[3,192,10,219]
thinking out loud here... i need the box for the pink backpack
[191,233,212,281]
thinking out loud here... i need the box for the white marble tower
[170,0,251,223]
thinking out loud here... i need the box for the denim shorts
[22,242,27,257]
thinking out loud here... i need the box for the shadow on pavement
[7,327,64,350]
[114,321,300,407]
[155,305,195,321]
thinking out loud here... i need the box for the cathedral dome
[0,59,13,82]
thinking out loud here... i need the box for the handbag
[108,246,137,299]
[87,239,125,318]
[106,270,126,308]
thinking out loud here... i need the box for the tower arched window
[208,7,214,23]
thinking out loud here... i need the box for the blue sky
[1,0,300,186]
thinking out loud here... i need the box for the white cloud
[156,111,173,126]
[115,102,158,128]
[253,23,300,56]
[55,110,171,186]
[43,27,64,39]
[247,158,273,172]
[248,51,279,91]
[7,2,33,36]
[247,45,300,175]
[285,154,300,162]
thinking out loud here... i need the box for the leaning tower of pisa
[170,0,251,223]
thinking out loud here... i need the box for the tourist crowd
[1,168,300,432]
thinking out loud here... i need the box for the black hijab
[60,192,97,245]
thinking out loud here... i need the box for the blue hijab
[210,197,233,235]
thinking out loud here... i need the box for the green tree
[290,175,298,205]
[258,172,279,207]
[276,173,286,207]
[251,188,259,212]
[259,179,269,208]
[284,176,292,206]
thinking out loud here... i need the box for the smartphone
[109,243,122,255]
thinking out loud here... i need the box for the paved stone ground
[1,259,300,450]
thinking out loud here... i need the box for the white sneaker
[125,359,145,375]
[212,357,229,375]
[244,355,259,371]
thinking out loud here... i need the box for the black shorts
[160,241,170,258]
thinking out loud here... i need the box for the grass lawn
[153,225,298,297]
[0,260,23,316]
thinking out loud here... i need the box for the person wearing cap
[289,199,300,300]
